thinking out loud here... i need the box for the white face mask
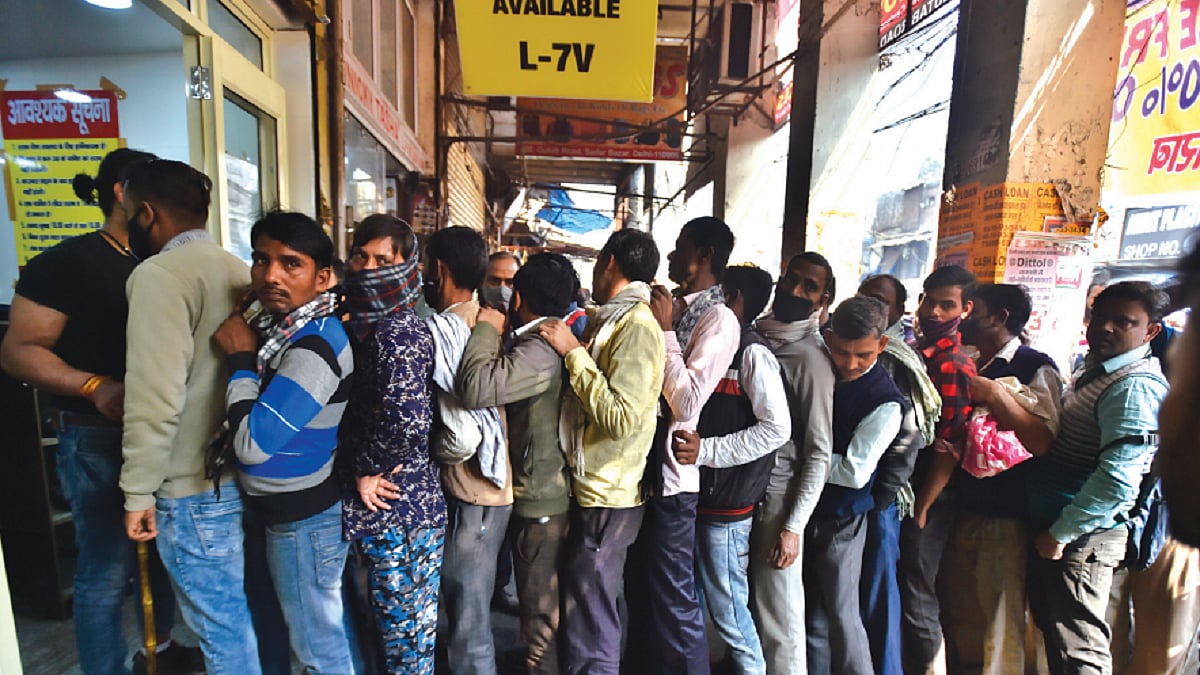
[481,284,513,312]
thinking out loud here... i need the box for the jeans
[154,486,260,675]
[696,518,765,675]
[861,503,903,675]
[1029,526,1127,675]
[56,422,175,675]
[440,498,512,675]
[262,503,357,674]
[805,514,874,675]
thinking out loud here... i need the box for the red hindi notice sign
[1,90,120,140]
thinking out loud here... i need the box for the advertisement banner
[516,47,687,161]
[455,0,659,102]
[880,0,909,50]
[1107,0,1200,196]
[1002,232,1092,373]
[773,0,801,128]
[1,90,121,266]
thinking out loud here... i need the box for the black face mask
[126,212,154,261]
[773,290,815,323]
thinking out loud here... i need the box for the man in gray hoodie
[750,252,837,674]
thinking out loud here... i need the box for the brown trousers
[1108,538,1200,675]
[512,513,569,675]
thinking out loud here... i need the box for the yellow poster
[455,0,659,102]
[1107,0,1200,196]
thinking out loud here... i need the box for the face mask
[481,285,513,312]
[126,212,154,260]
[773,290,816,323]
[919,315,961,343]
[422,274,439,307]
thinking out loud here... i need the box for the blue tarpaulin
[536,189,612,234]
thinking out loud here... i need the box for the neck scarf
[919,315,961,346]
[253,292,338,376]
[884,321,942,447]
[561,281,653,477]
[673,285,725,351]
[341,256,422,343]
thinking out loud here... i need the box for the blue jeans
[695,518,765,675]
[57,422,175,675]
[860,504,903,675]
[263,503,357,674]
[154,486,260,675]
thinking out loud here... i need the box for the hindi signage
[455,0,659,101]
[1,90,122,266]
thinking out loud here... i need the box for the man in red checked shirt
[897,264,978,674]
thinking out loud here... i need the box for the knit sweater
[227,316,354,524]
[121,236,250,511]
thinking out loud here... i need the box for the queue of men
[2,148,1198,675]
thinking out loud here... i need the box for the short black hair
[514,253,577,317]
[1093,280,1170,325]
[923,264,978,298]
[353,214,416,260]
[970,284,1032,335]
[828,296,889,340]
[73,148,157,218]
[600,229,659,284]
[122,159,212,226]
[723,265,774,321]
[788,252,836,303]
[861,273,907,310]
[251,211,333,269]
[680,216,736,276]
[425,226,488,291]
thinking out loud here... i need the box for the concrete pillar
[939,0,1126,281]
[780,0,827,265]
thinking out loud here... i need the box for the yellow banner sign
[1106,0,1200,196]
[456,0,659,102]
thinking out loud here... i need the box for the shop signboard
[1002,232,1092,373]
[516,47,687,161]
[342,52,430,174]
[909,0,952,30]
[1107,0,1200,197]
[880,0,909,50]
[1119,203,1200,260]
[456,0,659,102]
[1,89,121,266]
[773,0,801,128]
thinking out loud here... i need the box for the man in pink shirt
[625,217,741,674]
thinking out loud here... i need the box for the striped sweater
[226,316,355,524]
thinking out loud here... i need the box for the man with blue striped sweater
[212,212,357,674]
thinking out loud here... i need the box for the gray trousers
[899,494,957,673]
[511,513,569,675]
[804,513,874,675]
[750,491,807,675]
[441,497,513,675]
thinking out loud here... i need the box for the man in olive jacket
[455,253,578,675]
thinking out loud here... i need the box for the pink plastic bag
[961,414,1032,479]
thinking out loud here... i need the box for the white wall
[725,118,788,277]
[274,31,316,215]
[0,51,189,304]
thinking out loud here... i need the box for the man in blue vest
[1027,281,1169,673]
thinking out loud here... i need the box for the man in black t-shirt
[0,149,200,675]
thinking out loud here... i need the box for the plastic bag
[961,413,1032,479]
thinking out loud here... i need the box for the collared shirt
[660,289,741,496]
[827,363,903,489]
[920,333,977,450]
[979,337,1065,433]
[694,342,792,468]
[161,228,214,253]
[1044,344,1167,543]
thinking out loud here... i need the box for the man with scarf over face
[623,216,739,675]
[212,212,357,674]
[342,214,425,343]
[749,252,837,675]
[899,264,977,674]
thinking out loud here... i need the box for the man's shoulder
[294,316,352,352]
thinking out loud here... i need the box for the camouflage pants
[360,526,446,674]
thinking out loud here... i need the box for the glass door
[222,93,277,260]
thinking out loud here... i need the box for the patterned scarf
[560,281,653,478]
[884,320,942,447]
[341,256,422,343]
[253,292,339,376]
[673,285,725,350]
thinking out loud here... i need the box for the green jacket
[456,321,568,518]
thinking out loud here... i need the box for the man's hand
[212,313,259,356]
[91,380,125,421]
[126,509,157,542]
[538,320,583,356]
[357,474,400,512]
[968,376,1001,405]
[671,430,700,465]
[477,306,507,335]
[770,529,801,569]
[1035,530,1066,560]
[650,285,674,332]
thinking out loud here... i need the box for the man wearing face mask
[482,251,521,312]
[748,252,837,674]
[118,160,260,673]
